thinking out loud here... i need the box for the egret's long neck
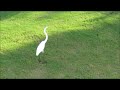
[44,26,48,43]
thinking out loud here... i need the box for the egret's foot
[38,59,47,64]
[38,59,41,63]
[41,60,47,64]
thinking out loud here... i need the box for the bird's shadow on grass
[0,12,120,78]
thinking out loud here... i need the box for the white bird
[36,26,48,56]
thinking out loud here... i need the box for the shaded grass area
[0,11,120,78]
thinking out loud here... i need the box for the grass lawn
[0,11,120,79]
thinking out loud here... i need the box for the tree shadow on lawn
[85,11,120,23]
[0,11,20,21]
[35,11,67,21]
[0,14,120,79]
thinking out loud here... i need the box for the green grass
[0,11,120,79]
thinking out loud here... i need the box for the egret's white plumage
[36,26,48,56]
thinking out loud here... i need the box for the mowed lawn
[0,11,120,79]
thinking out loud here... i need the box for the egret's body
[36,26,48,56]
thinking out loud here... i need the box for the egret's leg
[37,52,43,63]
[37,52,47,64]
[38,56,41,63]
[43,53,47,64]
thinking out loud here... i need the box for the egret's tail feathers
[36,52,40,56]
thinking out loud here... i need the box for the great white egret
[36,26,48,56]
